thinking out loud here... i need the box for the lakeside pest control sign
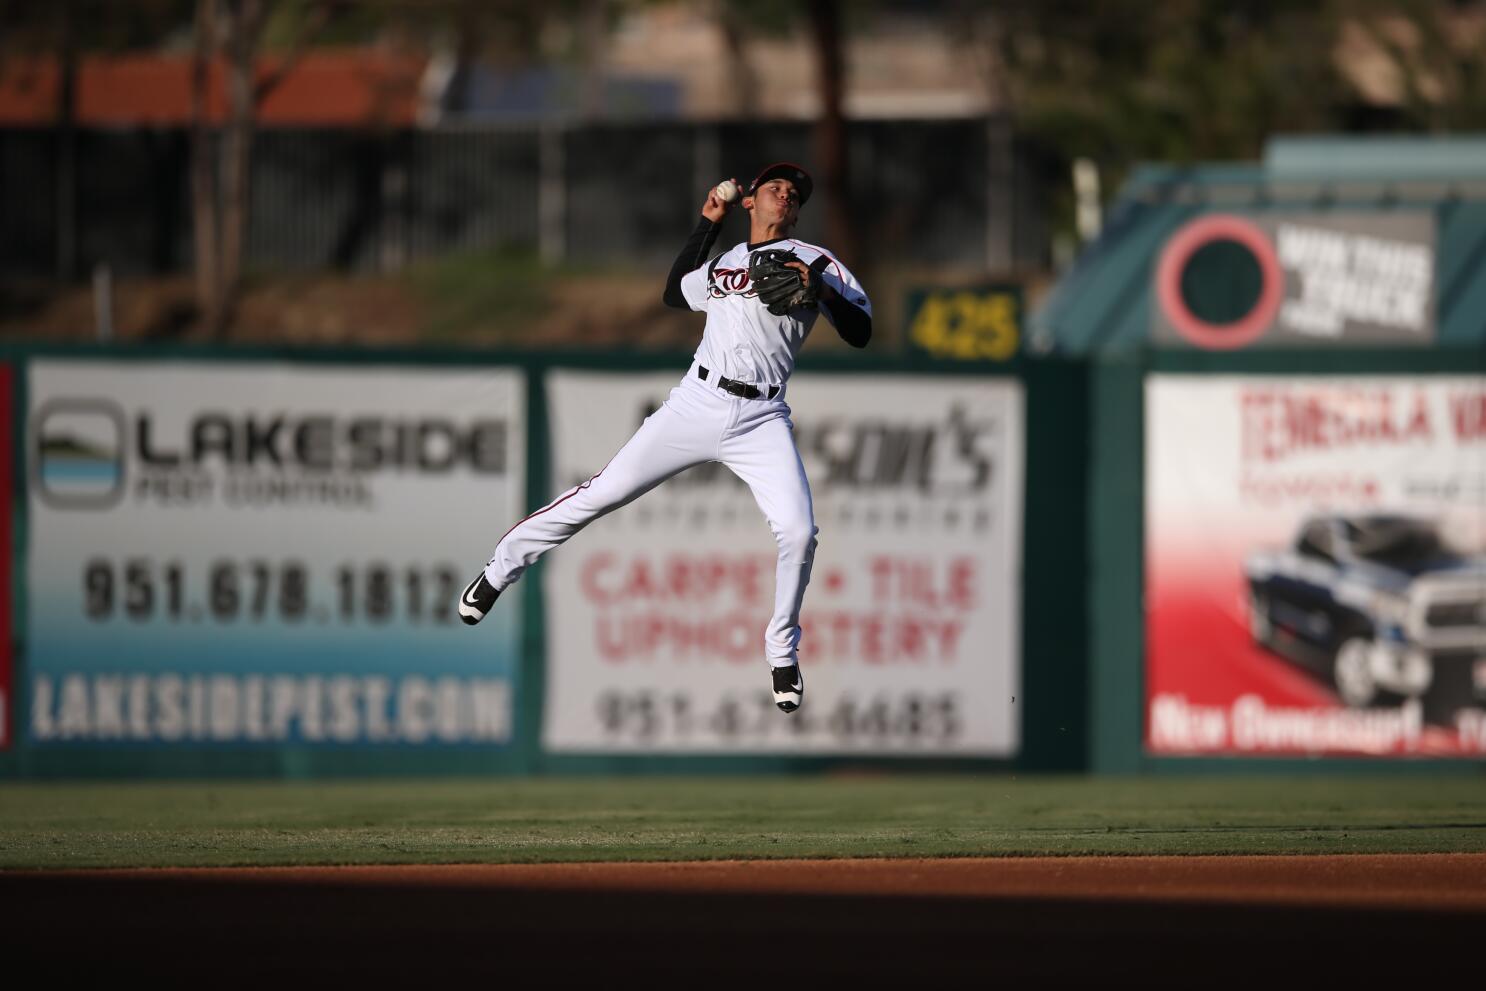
[26,361,525,748]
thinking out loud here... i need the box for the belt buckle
[720,377,759,399]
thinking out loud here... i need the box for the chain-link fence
[1,118,1047,279]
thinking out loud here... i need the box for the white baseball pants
[484,365,817,668]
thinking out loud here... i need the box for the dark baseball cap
[748,162,813,205]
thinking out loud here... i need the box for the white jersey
[679,238,872,388]
[482,229,869,683]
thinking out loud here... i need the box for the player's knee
[776,521,818,562]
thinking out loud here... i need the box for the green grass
[2,775,1484,870]
[406,247,555,342]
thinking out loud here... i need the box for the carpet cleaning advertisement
[1145,375,1486,758]
[26,361,524,748]
[541,371,1023,756]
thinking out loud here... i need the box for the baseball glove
[749,249,829,315]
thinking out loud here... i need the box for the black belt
[697,366,780,400]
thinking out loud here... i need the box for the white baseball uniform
[484,235,871,668]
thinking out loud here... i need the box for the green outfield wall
[2,341,1481,779]
[0,344,1089,778]
[1041,135,1486,773]
[1090,347,1486,773]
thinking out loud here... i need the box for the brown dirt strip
[6,855,1484,979]
[34,852,1486,909]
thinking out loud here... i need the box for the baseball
[715,179,740,203]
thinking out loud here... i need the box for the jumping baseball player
[459,162,872,713]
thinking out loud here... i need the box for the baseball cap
[748,162,813,205]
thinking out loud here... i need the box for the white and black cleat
[771,663,804,713]
[458,573,500,626]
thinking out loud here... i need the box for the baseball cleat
[771,663,804,713]
[458,572,500,625]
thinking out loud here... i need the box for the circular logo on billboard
[1155,213,1283,350]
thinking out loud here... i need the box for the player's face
[750,179,801,227]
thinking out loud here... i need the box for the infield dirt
[6,854,1483,979]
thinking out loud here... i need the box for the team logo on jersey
[707,267,757,299]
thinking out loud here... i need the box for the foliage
[952,0,1486,235]
[0,0,194,57]
[1350,0,1486,131]
[958,2,1350,186]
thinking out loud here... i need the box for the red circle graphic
[1155,214,1283,350]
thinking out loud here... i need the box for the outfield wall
[1090,348,1486,773]
[3,343,1480,779]
[0,345,1089,778]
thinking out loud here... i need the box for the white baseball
[715,179,739,203]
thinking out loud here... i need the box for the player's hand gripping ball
[749,249,830,315]
[714,179,740,203]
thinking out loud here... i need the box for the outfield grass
[2,774,1484,870]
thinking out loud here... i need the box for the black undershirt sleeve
[822,294,872,348]
[662,216,721,309]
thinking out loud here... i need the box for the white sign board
[27,361,525,747]
[541,371,1023,755]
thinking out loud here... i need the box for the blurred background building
[0,0,1483,348]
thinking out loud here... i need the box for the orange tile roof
[0,50,425,126]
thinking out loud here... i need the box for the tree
[806,0,853,263]
[190,0,345,339]
[0,0,194,282]
[715,0,858,263]
[1351,0,1486,131]
[951,0,1485,241]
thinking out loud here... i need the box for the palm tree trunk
[190,0,222,336]
[218,0,264,340]
[55,0,78,282]
[807,0,854,264]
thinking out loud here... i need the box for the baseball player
[459,162,872,713]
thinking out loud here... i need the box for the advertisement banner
[542,371,1023,755]
[1151,212,1435,350]
[1145,375,1486,757]
[26,361,524,747]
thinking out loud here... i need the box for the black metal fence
[1,118,1048,279]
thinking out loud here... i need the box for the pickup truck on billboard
[1245,514,1486,722]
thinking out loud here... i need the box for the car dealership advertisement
[541,371,1023,755]
[26,361,524,747]
[1146,375,1486,757]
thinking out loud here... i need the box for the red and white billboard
[1145,375,1486,757]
